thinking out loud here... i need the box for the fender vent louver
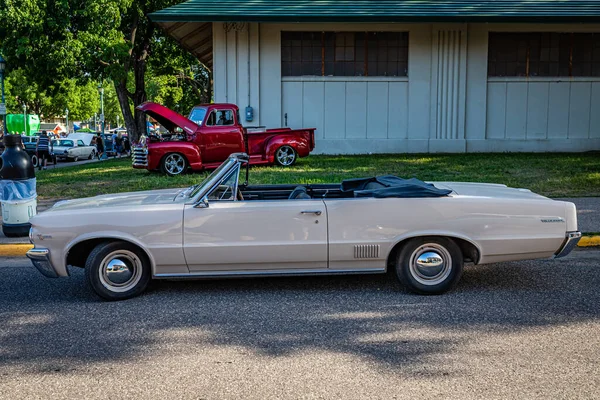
[354,244,380,259]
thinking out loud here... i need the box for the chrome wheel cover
[409,243,452,286]
[164,154,185,175]
[276,146,296,166]
[98,250,143,293]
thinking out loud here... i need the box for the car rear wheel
[161,153,188,176]
[85,241,151,301]
[394,237,463,295]
[275,145,297,166]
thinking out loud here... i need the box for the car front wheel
[31,154,38,168]
[161,153,188,176]
[85,241,151,301]
[394,237,463,295]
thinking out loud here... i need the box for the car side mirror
[196,197,209,209]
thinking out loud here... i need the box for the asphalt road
[1,250,599,399]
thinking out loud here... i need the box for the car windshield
[176,158,239,201]
[189,107,207,126]
[53,140,74,147]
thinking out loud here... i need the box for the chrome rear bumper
[555,231,582,258]
[27,248,60,278]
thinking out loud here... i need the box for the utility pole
[22,103,27,135]
[0,55,6,135]
[65,108,69,135]
[98,84,104,136]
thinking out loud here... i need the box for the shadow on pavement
[0,253,598,377]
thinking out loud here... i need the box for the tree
[0,0,211,142]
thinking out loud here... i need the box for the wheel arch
[386,233,481,271]
[65,234,156,273]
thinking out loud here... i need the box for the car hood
[45,188,188,212]
[432,182,548,200]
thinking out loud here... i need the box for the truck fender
[148,142,203,171]
[265,136,310,163]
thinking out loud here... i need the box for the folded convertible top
[341,175,452,198]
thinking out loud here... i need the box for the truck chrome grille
[132,147,148,167]
[354,244,380,259]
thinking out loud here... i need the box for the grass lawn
[35,152,600,200]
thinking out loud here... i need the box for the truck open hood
[136,102,199,135]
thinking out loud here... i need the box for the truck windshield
[189,107,207,125]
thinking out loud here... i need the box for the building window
[488,32,600,77]
[281,31,408,77]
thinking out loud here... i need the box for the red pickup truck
[133,102,316,176]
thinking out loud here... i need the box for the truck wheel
[275,145,297,166]
[161,153,188,176]
[394,237,463,295]
[85,241,151,301]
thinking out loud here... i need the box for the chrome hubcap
[99,250,142,293]
[276,146,296,166]
[409,244,452,286]
[165,154,185,175]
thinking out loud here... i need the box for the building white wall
[212,22,600,153]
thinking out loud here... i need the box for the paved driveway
[0,250,599,399]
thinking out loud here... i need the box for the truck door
[201,108,245,163]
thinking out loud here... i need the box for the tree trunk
[132,57,148,143]
[115,80,136,141]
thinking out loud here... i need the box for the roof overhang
[150,0,600,24]
[156,21,213,68]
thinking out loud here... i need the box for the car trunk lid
[432,182,548,200]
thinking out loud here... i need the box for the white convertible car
[28,153,581,300]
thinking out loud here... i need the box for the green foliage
[4,68,100,119]
[0,0,211,137]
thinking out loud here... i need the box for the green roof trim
[149,0,600,23]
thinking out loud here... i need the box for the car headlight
[29,227,34,243]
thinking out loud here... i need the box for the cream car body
[27,153,581,299]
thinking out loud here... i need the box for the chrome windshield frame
[188,153,249,207]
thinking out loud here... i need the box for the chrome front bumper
[26,248,60,278]
[555,231,582,258]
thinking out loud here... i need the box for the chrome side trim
[26,248,61,278]
[154,268,386,279]
[555,231,582,258]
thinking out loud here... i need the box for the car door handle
[301,210,322,216]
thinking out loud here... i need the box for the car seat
[289,186,311,200]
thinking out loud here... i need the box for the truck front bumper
[554,231,582,258]
[27,248,62,278]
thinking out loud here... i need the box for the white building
[151,0,600,153]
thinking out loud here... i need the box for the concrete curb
[0,234,599,258]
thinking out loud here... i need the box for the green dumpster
[5,114,41,136]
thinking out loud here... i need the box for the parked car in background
[133,102,316,176]
[21,135,56,167]
[27,153,581,301]
[52,139,97,162]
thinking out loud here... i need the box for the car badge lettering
[541,218,564,223]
